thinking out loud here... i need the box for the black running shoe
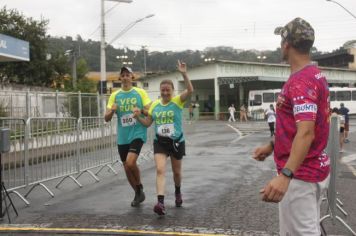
[131,189,145,207]
[138,189,145,203]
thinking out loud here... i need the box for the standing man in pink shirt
[253,17,330,235]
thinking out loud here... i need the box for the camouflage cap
[274,17,315,46]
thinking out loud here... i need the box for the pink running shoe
[153,202,166,216]
[175,193,183,207]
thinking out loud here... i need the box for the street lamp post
[326,0,356,20]
[116,55,128,65]
[116,55,132,67]
[107,14,154,76]
[100,0,132,95]
[257,55,267,62]
[108,14,155,45]
[204,57,215,62]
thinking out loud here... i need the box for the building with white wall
[141,60,356,119]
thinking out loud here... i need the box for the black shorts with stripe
[117,138,144,162]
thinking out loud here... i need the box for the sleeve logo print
[293,103,318,115]
[315,72,325,80]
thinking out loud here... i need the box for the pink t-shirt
[275,65,330,183]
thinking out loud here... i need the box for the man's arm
[261,120,315,203]
[253,141,274,161]
[104,92,118,122]
[104,104,117,122]
[283,120,315,172]
[141,102,152,116]
[132,107,153,127]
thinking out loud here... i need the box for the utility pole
[100,0,106,95]
[142,45,147,76]
[100,0,133,95]
[72,52,77,88]
[65,49,77,89]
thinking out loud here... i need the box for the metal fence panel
[0,118,26,190]
[0,90,102,118]
[78,117,115,171]
[326,115,339,217]
[26,117,78,185]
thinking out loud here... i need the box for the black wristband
[270,140,274,150]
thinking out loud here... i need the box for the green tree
[0,6,60,86]
[61,57,96,92]
[60,57,98,117]
[76,58,97,93]
[45,36,329,75]
[49,52,70,89]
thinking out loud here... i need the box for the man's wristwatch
[281,168,294,179]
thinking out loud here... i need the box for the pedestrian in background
[253,17,330,235]
[339,103,350,143]
[228,104,236,122]
[240,104,248,122]
[331,107,345,152]
[265,104,276,137]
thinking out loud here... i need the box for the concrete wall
[0,84,52,92]
[140,61,356,114]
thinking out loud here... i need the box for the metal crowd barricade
[0,118,29,205]
[136,126,155,165]
[0,90,102,119]
[75,117,118,182]
[94,117,119,176]
[0,91,35,118]
[0,88,157,203]
[24,117,79,198]
[320,115,356,235]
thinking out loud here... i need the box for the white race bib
[157,124,175,137]
[121,114,136,127]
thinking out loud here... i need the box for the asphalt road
[0,120,355,236]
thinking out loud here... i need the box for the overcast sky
[2,0,356,52]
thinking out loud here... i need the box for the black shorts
[154,140,185,160]
[340,127,345,133]
[117,139,144,162]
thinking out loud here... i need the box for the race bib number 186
[157,124,174,137]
